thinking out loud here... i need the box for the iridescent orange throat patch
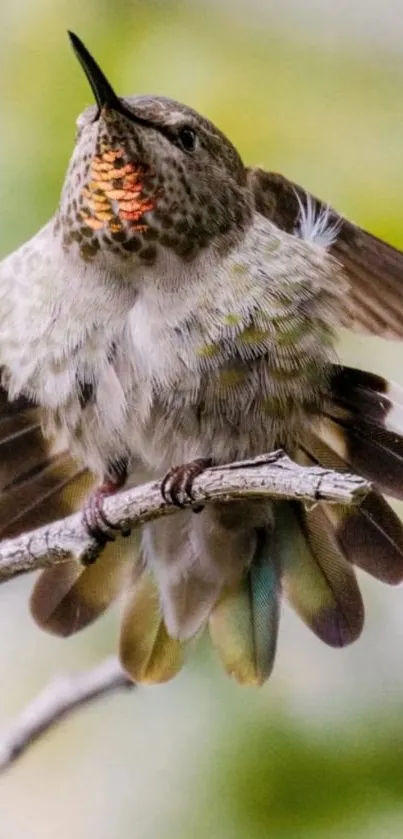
[80,144,156,234]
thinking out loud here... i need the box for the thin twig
[0,657,133,774]
[0,450,371,582]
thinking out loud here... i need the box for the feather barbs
[294,191,341,250]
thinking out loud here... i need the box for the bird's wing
[0,383,133,636]
[0,384,93,540]
[248,168,403,339]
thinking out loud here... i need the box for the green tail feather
[209,530,280,685]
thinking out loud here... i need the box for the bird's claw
[83,488,121,546]
[82,466,131,554]
[160,458,212,510]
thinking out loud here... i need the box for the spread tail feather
[119,569,184,684]
[141,512,225,641]
[299,437,403,586]
[274,502,364,646]
[209,529,281,685]
[30,545,131,636]
[142,504,271,642]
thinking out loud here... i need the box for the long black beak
[68,31,121,112]
[68,32,157,131]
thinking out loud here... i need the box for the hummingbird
[1,32,403,685]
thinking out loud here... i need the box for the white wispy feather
[294,191,341,249]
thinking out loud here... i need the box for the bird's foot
[161,457,212,511]
[83,462,130,554]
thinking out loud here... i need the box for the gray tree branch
[0,450,370,582]
[0,657,133,774]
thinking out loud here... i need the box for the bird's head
[59,33,252,272]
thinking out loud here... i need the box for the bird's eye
[177,127,198,153]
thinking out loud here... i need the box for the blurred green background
[1,1,403,837]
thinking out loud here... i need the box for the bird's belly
[130,360,324,473]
